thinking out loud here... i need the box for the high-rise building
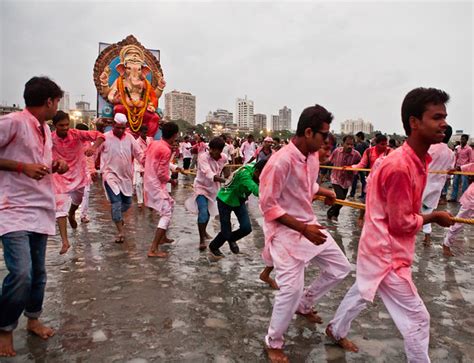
[253,113,267,131]
[340,118,374,135]
[278,106,292,130]
[164,90,196,125]
[235,96,254,129]
[58,92,70,112]
[271,115,280,131]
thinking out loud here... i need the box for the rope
[312,195,474,225]
[319,164,474,176]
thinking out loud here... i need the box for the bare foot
[147,250,168,258]
[326,325,359,352]
[443,245,454,257]
[423,234,431,247]
[80,216,90,224]
[59,242,70,255]
[161,236,175,244]
[199,242,207,251]
[115,235,124,243]
[27,319,55,340]
[138,203,143,209]
[296,309,323,324]
[68,213,78,229]
[265,346,289,363]
[259,272,279,290]
[0,330,16,357]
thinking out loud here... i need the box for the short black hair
[296,104,333,137]
[162,122,179,139]
[401,87,450,136]
[24,76,64,107]
[342,135,354,143]
[209,137,225,151]
[375,134,388,144]
[75,123,89,131]
[52,110,69,125]
[443,125,453,144]
[355,131,365,140]
[461,134,469,140]
[273,137,281,143]
[247,134,254,139]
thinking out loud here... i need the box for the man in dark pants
[327,135,361,221]
[349,131,369,199]
[208,160,267,259]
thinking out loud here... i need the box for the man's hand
[433,211,455,227]
[91,172,99,182]
[170,178,178,187]
[214,175,226,183]
[302,224,327,245]
[175,167,184,174]
[23,163,50,180]
[324,191,337,206]
[52,160,69,174]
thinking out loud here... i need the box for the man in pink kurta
[98,113,144,243]
[443,162,473,256]
[185,137,227,250]
[421,125,455,245]
[0,77,68,357]
[449,134,472,201]
[51,111,104,254]
[260,105,351,363]
[144,122,182,258]
[327,88,454,362]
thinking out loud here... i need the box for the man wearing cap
[248,137,274,163]
[98,113,144,243]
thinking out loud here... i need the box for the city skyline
[0,2,472,135]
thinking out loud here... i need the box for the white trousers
[80,184,91,219]
[443,205,473,247]
[265,240,351,349]
[329,271,430,363]
[421,205,434,234]
[135,176,144,204]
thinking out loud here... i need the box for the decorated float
[93,35,165,138]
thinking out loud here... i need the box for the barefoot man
[185,137,227,251]
[99,113,144,243]
[145,122,183,257]
[326,88,455,362]
[0,76,68,357]
[260,105,351,363]
[51,111,104,254]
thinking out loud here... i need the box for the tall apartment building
[164,90,196,125]
[235,96,254,129]
[340,118,374,135]
[253,113,267,131]
[58,92,70,112]
[271,115,280,131]
[278,106,292,130]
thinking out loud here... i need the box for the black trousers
[327,184,348,219]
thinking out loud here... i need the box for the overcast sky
[1,0,472,134]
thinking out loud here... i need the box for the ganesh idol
[94,36,166,138]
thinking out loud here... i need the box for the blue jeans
[450,174,469,200]
[209,198,252,250]
[196,195,210,224]
[0,231,48,331]
[104,182,132,222]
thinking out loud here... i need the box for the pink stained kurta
[357,142,431,302]
[0,110,56,236]
[241,140,257,164]
[422,143,455,209]
[52,129,103,194]
[259,141,329,265]
[329,147,361,189]
[143,139,175,212]
[99,131,144,197]
[454,144,472,167]
[459,163,474,208]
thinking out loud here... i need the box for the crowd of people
[0,77,472,361]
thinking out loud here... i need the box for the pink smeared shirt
[99,131,144,196]
[259,141,330,264]
[52,129,103,194]
[0,110,56,235]
[143,139,178,211]
[422,143,455,209]
[459,163,473,209]
[194,152,228,200]
[357,142,431,302]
